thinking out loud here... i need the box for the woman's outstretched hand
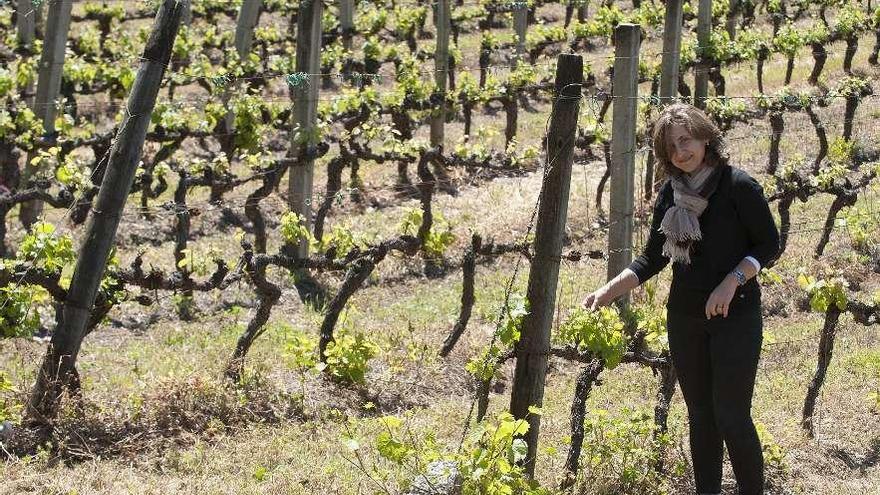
[705,276,738,319]
[581,288,613,311]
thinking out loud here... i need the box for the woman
[581,103,780,495]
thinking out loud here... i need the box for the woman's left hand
[705,276,738,319]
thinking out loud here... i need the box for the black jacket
[628,165,780,319]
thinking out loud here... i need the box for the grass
[3,2,880,494]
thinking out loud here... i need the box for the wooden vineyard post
[234,0,262,56]
[509,53,583,477]
[607,24,640,293]
[223,0,263,146]
[15,0,36,107]
[181,0,193,26]
[288,0,323,258]
[659,0,683,104]
[727,0,740,39]
[340,0,355,51]
[653,0,683,193]
[431,0,450,149]
[20,0,73,229]
[514,1,528,59]
[26,0,185,424]
[506,0,528,146]
[694,0,712,109]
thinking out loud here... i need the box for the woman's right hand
[580,288,613,311]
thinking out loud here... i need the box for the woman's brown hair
[652,103,729,179]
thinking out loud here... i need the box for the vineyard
[0,0,879,493]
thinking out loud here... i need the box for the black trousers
[667,308,764,495]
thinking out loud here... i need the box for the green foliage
[347,409,550,494]
[525,24,566,50]
[809,137,853,189]
[323,331,380,385]
[55,153,92,191]
[835,3,869,37]
[10,221,124,316]
[280,211,315,246]
[283,330,319,374]
[574,4,626,38]
[628,303,667,352]
[374,415,416,464]
[14,56,38,92]
[576,408,682,494]
[83,1,126,19]
[834,76,872,99]
[177,247,222,277]
[555,307,627,369]
[0,99,42,149]
[231,95,284,152]
[803,21,830,45]
[757,87,812,112]
[755,421,787,471]
[797,272,848,312]
[634,2,664,29]
[481,32,501,51]
[466,296,528,381]
[355,6,388,35]
[734,27,770,61]
[0,371,22,423]
[393,4,427,40]
[835,205,880,253]
[704,28,735,63]
[679,33,701,67]
[76,25,102,57]
[399,209,455,260]
[459,411,551,495]
[15,221,75,273]
[0,67,14,98]
[0,283,48,338]
[505,139,539,168]
[828,137,856,167]
[705,96,748,122]
[152,102,217,135]
[773,23,806,58]
[506,62,538,92]
[313,224,369,259]
[758,267,783,286]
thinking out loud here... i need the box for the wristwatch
[732,268,747,286]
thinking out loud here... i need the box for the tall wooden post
[15,0,36,107]
[608,24,640,290]
[26,0,184,423]
[20,0,73,228]
[340,0,355,51]
[15,0,36,46]
[578,1,589,22]
[509,54,583,477]
[224,0,263,135]
[659,0,683,103]
[431,0,450,148]
[514,2,528,59]
[234,0,262,54]
[694,0,712,109]
[181,0,193,25]
[288,0,323,258]
[653,0,683,193]
[727,0,740,39]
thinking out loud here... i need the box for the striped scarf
[659,163,725,264]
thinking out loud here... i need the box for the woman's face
[668,123,708,174]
